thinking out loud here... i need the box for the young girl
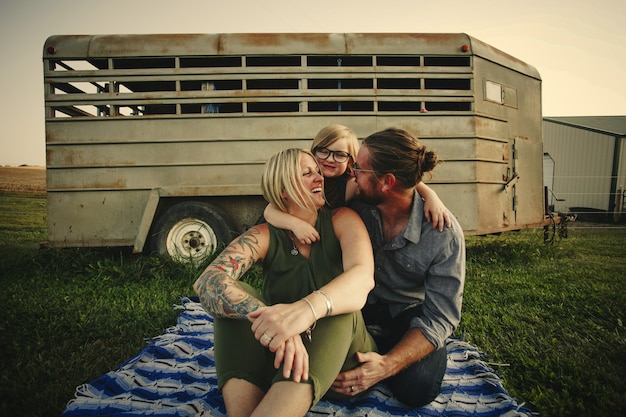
[264,125,451,244]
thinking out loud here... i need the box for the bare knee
[222,378,265,417]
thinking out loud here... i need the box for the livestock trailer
[43,33,545,261]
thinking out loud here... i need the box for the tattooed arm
[193,225,269,319]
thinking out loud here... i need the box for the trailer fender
[133,188,162,254]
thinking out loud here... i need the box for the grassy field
[1,187,625,417]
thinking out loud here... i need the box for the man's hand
[331,351,389,396]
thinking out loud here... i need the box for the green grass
[0,191,624,417]
[458,228,626,415]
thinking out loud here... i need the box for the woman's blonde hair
[261,148,321,213]
[311,124,360,171]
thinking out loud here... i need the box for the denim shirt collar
[403,189,425,244]
[370,189,424,248]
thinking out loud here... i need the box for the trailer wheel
[151,201,235,263]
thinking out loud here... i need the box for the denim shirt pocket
[393,250,426,290]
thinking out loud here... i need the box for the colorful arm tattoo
[195,228,266,319]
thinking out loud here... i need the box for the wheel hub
[166,218,218,263]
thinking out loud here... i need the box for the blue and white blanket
[61,299,534,416]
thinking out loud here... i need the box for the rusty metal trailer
[43,33,546,262]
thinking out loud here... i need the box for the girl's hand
[418,183,451,232]
[424,197,451,232]
[291,222,320,244]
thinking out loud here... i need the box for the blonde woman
[194,148,377,417]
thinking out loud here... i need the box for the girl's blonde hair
[311,124,360,171]
[261,148,321,214]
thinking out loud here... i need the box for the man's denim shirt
[351,190,466,349]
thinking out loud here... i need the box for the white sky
[1,0,624,166]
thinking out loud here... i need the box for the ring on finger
[349,386,355,393]
[261,333,273,343]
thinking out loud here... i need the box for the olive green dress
[213,207,377,406]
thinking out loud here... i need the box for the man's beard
[354,185,383,206]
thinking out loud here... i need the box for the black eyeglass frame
[313,147,352,163]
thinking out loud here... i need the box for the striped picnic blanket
[61,298,534,416]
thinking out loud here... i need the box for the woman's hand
[248,303,313,349]
[274,335,309,382]
[248,304,313,382]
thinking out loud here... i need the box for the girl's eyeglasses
[314,147,351,163]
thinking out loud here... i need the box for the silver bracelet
[302,297,317,342]
[314,289,333,317]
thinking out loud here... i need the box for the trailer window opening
[52,81,105,95]
[53,105,103,118]
[425,78,471,90]
[307,56,372,67]
[246,79,299,90]
[377,78,421,90]
[308,79,373,89]
[247,102,300,112]
[181,80,243,91]
[122,81,177,92]
[246,56,301,67]
[202,102,243,114]
[425,101,472,111]
[112,57,176,69]
[424,56,470,67]
[379,102,422,112]
[309,101,374,112]
[376,56,421,66]
[51,59,104,71]
[180,56,243,68]
[143,104,177,115]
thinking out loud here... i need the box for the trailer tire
[151,201,236,264]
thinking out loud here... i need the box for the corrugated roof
[543,116,626,136]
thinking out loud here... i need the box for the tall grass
[1,191,624,417]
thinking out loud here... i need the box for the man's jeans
[362,303,447,408]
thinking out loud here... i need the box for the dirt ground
[0,166,46,193]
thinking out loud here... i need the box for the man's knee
[391,376,442,407]
[390,347,447,407]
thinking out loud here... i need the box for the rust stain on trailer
[238,33,290,47]
[236,33,340,51]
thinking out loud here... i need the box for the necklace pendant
[290,246,299,256]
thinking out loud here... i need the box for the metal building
[543,116,626,222]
